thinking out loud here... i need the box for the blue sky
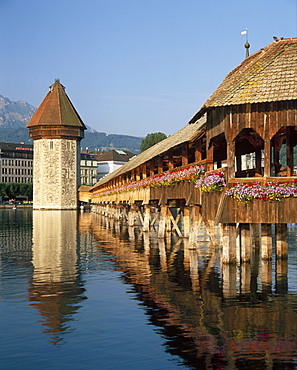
[1,0,296,137]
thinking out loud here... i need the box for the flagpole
[241,28,250,58]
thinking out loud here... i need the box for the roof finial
[49,79,65,92]
[241,28,250,58]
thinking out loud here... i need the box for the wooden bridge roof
[90,115,206,190]
[190,37,297,122]
[27,79,86,129]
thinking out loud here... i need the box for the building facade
[80,153,98,186]
[0,142,33,183]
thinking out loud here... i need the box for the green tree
[140,132,167,152]
[0,182,33,201]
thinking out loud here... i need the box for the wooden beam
[158,205,168,238]
[286,127,294,176]
[250,223,261,249]
[240,223,251,263]
[182,144,188,166]
[222,263,237,297]
[255,147,262,176]
[206,143,214,171]
[183,206,190,238]
[168,151,174,170]
[261,223,272,260]
[263,140,271,177]
[221,223,237,264]
[142,164,147,179]
[149,161,155,177]
[189,205,202,245]
[227,141,235,178]
[276,223,288,259]
[195,140,202,163]
[157,157,163,174]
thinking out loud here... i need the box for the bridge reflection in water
[23,210,297,367]
[89,212,297,369]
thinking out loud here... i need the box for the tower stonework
[27,80,86,210]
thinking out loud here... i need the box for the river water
[0,208,296,369]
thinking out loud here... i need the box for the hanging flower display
[226,180,297,204]
[194,170,226,193]
[91,165,205,199]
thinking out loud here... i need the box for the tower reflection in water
[29,210,85,345]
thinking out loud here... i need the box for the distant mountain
[0,95,142,153]
[0,95,36,128]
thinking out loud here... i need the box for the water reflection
[29,210,86,345]
[91,214,297,369]
[1,209,296,368]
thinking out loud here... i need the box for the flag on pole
[241,30,247,35]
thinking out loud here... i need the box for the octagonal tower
[27,80,86,209]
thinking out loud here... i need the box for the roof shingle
[190,37,297,122]
[91,115,206,189]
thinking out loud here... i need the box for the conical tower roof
[27,79,86,129]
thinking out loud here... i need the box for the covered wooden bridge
[82,37,297,263]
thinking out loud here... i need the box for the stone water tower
[27,80,86,209]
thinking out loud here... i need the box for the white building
[96,149,135,180]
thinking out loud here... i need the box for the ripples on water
[0,208,296,369]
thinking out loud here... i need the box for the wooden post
[250,223,261,249]
[276,259,288,293]
[182,144,188,166]
[236,154,241,177]
[142,164,147,179]
[222,263,237,298]
[158,205,168,238]
[128,226,135,240]
[206,144,214,171]
[255,147,262,176]
[149,161,155,177]
[227,141,235,179]
[183,206,190,238]
[166,208,172,234]
[157,157,163,174]
[286,127,293,176]
[189,249,200,292]
[251,243,260,294]
[142,205,151,232]
[128,204,138,227]
[158,239,167,272]
[168,151,174,170]
[262,259,272,293]
[275,223,288,259]
[195,140,202,163]
[261,223,272,260]
[221,223,237,264]
[241,263,251,294]
[204,219,217,246]
[189,205,202,245]
[263,140,271,177]
[240,223,251,263]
